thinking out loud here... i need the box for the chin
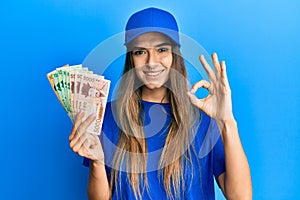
[143,82,165,90]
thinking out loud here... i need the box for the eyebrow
[132,42,172,50]
[154,42,172,47]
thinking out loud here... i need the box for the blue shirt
[84,100,225,199]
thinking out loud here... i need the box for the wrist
[89,160,106,180]
[215,115,238,140]
[216,114,236,128]
[91,159,105,168]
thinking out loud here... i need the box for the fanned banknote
[47,64,110,135]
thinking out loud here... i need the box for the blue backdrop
[1,0,299,199]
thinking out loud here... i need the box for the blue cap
[125,7,180,47]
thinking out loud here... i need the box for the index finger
[77,113,97,134]
[190,80,212,94]
[69,111,84,141]
[70,113,96,148]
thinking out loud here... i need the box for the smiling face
[130,32,173,90]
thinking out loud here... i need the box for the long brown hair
[110,42,200,199]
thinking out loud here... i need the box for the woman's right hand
[69,111,104,163]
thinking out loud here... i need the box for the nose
[147,49,159,66]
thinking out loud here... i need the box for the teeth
[147,72,160,76]
[144,70,163,76]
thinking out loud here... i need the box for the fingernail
[79,110,84,115]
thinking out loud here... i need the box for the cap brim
[125,27,180,47]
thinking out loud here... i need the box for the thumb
[187,91,204,109]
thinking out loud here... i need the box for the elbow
[87,187,110,200]
[224,187,252,200]
[222,171,253,200]
[225,193,252,200]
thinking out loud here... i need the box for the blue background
[1,0,299,199]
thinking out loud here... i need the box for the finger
[85,135,104,161]
[78,113,97,134]
[199,55,216,81]
[79,147,103,162]
[77,143,93,158]
[70,114,96,147]
[73,134,96,153]
[72,134,89,153]
[89,134,100,149]
[190,80,212,94]
[77,138,100,161]
[187,91,205,109]
[220,60,229,84]
[220,61,232,94]
[78,147,92,158]
[69,111,85,141]
[72,133,98,154]
[212,52,221,77]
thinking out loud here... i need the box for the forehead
[131,32,172,47]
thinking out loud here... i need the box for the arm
[188,53,252,199]
[216,117,252,200]
[88,161,111,200]
[69,112,111,200]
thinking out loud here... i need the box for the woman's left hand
[187,52,234,123]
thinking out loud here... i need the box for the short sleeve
[82,157,90,167]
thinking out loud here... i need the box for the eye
[158,47,169,53]
[133,50,146,56]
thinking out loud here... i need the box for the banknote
[47,64,110,134]
[47,64,69,109]
[73,69,93,115]
[77,73,109,134]
[53,71,69,112]
[91,77,110,134]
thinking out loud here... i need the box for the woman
[69,7,252,200]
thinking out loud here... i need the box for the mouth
[143,69,165,77]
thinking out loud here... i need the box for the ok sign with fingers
[188,53,234,124]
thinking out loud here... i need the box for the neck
[141,86,169,103]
